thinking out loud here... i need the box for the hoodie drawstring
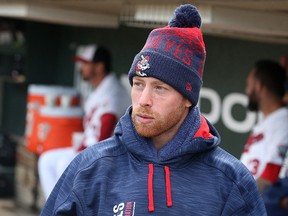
[148,164,173,212]
[164,166,173,207]
[148,164,155,212]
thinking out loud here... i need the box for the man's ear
[95,62,105,72]
[255,80,264,94]
[185,99,192,108]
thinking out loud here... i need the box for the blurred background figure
[280,56,288,105]
[240,59,288,215]
[38,45,130,199]
[260,56,288,216]
[283,84,288,105]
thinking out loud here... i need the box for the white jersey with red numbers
[82,73,130,147]
[240,107,288,182]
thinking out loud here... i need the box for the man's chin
[135,125,157,138]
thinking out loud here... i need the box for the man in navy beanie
[41,4,266,215]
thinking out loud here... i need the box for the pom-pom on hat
[128,4,206,107]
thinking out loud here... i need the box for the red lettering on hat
[192,34,205,55]
[174,44,183,61]
[144,35,163,50]
[152,35,163,49]
[183,49,193,66]
[164,39,177,52]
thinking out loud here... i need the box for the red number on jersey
[248,159,260,175]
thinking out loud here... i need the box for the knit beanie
[128,4,206,107]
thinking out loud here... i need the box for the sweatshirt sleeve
[221,174,267,216]
[40,155,85,216]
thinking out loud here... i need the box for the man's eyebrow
[153,80,167,86]
[133,77,168,86]
[133,77,141,80]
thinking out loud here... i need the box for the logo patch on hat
[186,82,192,91]
[136,55,150,77]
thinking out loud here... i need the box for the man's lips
[136,113,154,124]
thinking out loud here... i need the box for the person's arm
[256,178,273,193]
[280,196,288,210]
[255,124,288,192]
[257,163,282,192]
[40,155,84,216]
[77,113,118,151]
[98,113,118,141]
[221,175,267,215]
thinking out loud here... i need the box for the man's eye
[133,82,143,87]
[155,86,165,90]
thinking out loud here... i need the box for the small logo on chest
[113,201,136,216]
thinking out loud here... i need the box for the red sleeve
[77,113,118,152]
[98,113,118,141]
[260,163,282,183]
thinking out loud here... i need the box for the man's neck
[152,107,190,150]
[90,74,106,88]
[260,98,284,117]
[152,132,175,151]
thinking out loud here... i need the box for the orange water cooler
[36,107,84,154]
[25,84,82,155]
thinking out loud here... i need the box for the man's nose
[139,87,152,107]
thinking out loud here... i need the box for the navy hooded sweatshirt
[41,106,266,215]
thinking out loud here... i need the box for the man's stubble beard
[132,103,187,138]
[247,90,259,112]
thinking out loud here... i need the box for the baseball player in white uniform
[240,108,288,181]
[38,45,130,199]
[240,59,288,193]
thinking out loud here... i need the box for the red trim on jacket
[193,115,213,139]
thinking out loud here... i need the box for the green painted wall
[0,20,287,158]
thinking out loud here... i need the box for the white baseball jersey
[82,73,130,147]
[240,107,288,181]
